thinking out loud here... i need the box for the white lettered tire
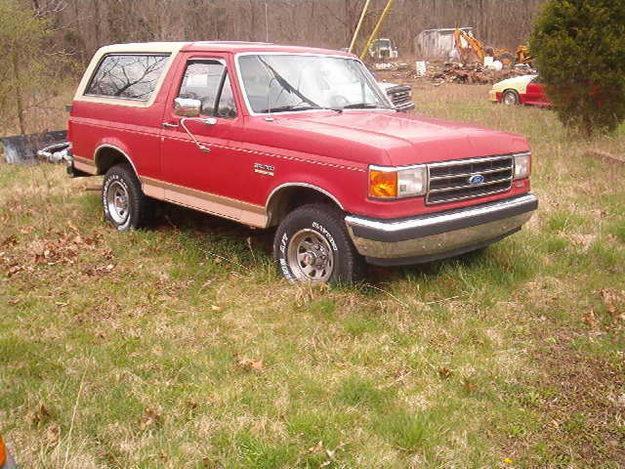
[102,164,153,230]
[273,204,364,284]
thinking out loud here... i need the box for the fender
[93,139,136,174]
[266,182,344,210]
[265,181,346,227]
[92,142,163,198]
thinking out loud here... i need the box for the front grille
[385,85,414,111]
[426,155,513,204]
[390,90,410,105]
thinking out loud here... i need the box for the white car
[489,74,550,107]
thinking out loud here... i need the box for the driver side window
[178,60,237,118]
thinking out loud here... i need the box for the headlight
[513,152,531,180]
[368,165,427,199]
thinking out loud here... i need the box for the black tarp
[1,130,67,164]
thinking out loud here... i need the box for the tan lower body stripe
[140,176,267,228]
[73,155,98,174]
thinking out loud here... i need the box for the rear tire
[502,89,520,105]
[102,164,153,230]
[273,204,364,285]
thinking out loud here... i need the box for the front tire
[102,164,152,230]
[273,204,364,284]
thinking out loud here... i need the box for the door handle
[161,122,179,129]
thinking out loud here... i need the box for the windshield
[237,54,391,114]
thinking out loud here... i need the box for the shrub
[530,0,625,135]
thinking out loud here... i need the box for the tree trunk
[248,0,255,42]
[93,0,101,48]
[11,48,26,136]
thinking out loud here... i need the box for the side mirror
[174,97,201,117]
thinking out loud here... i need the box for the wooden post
[348,0,371,53]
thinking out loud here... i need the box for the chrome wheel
[106,180,130,224]
[287,228,335,282]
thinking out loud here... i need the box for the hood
[377,81,399,91]
[492,74,536,92]
[249,111,529,167]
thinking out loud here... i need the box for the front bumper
[488,89,499,102]
[345,193,538,266]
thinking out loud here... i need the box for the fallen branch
[586,149,625,166]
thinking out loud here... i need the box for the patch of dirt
[1,229,112,281]
[508,324,625,465]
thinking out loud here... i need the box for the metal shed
[414,27,474,60]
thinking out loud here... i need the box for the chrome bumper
[36,141,72,164]
[345,193,538,266]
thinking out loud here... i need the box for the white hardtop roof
[94,41,350,57]
[95,42,187,54]
[96,41,277,54]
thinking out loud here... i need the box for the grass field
[1,83,624,468]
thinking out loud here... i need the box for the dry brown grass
[1,82,624,467]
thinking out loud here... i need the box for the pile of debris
[1,130,68,165]
[370,61,411,71]
[417,62,535,85]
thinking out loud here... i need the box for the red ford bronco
[67,41,537,284]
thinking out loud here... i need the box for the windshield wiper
[256,57,341,115]
[341,102,383,109]
[258,57,320,108]
[256,104,320,114]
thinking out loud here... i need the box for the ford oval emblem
[468,174,485,185]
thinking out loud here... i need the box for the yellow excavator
[452,27,515,65]
[515,44,533,65]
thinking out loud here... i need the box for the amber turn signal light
[369,169,397,198]
[0,435,6,467]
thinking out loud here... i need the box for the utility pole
[348,0,371,53]
[360,0,395,60]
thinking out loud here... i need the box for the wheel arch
[265,183,344,227]
[94,144,139,178]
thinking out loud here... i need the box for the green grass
[1,83,624,467]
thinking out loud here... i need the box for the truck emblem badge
[468,174,485,185]
[254,162,275,176]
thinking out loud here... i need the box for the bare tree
[29,0,549,66]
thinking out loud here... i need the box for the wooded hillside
[47,0,545,63]
[1,0,546,134]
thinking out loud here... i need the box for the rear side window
[85,54,169,101]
